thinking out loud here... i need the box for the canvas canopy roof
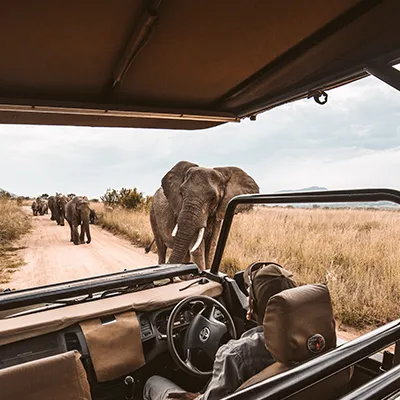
[0,0,399,130]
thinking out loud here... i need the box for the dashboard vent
[65,332,82,352]
[139,316,153,340]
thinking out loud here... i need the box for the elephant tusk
[172,224,178,237]
[190,228,205,253]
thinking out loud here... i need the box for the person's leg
[143,376,185,400]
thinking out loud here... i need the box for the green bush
[101,188,152,211]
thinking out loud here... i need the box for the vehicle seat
[238,284,352,399]
[0,350,92,400]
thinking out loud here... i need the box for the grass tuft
[0,199,31,287]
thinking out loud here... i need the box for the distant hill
[272,186,398,209]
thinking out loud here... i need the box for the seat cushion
[0,350,92,400]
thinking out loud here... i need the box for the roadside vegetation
[0,196,31,286]
[93,188,153,248]
[97,200,400,328]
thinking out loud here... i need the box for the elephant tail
[145,239,155,254]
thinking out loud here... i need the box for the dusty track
[7,211,157,290]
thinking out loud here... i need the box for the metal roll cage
[211,188,400,400]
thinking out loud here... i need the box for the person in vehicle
[143,263,297,400]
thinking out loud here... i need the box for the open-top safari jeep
[1,1,400,399]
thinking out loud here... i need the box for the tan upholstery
[263,284,336,363]
[80,311,145,382]
[0,350,91,400]
[238,284,351,399]
[0,280,222,346]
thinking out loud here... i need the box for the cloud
[0,75,399,198]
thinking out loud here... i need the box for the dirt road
[7,212,157,290]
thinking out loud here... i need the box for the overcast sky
[1,75,399,199]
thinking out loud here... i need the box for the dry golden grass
[96,204,400,328]
[0,199,31,286]
[96,203,154,249]
[222,207,400,328]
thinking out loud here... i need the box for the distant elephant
[66,196,92,245]
[149,161,259,271]
[48,196,57,221]
[56,195,67,226]
[89,208,97,224]
[36,198,48,215]
[31,200,38,216]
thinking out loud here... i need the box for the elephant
[66,196,92,245]
[149,161,259,271]
[48,196,57,221]
[48,194,67,225]
[89,208,97,224]
[31,200,38,216]
[56,194,67,226]
[36,198,48,215]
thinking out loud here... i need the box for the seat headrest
[263,284,336,364]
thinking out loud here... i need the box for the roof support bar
[0,102,239,123]
[110,0,163,90]
[365,62,400,92]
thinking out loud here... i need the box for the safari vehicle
[1,1,400,399]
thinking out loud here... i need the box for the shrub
[101,188,152,211]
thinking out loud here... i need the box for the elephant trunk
[168,204,206,266]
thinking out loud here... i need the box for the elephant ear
[161,161,199,216]
[214,167,259,220]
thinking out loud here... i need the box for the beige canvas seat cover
[238,284,352,399]
[0,350,91,400]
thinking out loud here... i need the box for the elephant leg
[72,223,80,245]
[157,241,167,264]
[150,207,167,264]
[205,219,223,269]
[67,220,73,242]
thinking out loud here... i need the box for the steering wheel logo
[199,327,211,342]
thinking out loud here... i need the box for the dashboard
[0,300,226,373]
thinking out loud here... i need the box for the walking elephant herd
[29,161,259,266]
[31,194,97,246]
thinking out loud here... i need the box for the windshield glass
[1,73,399,328]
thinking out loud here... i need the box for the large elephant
[66,196,92,245]
[149,161,259,271]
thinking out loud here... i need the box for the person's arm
[198,343,243,400]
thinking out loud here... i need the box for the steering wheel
[167,295,237,378]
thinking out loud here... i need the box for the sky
[1,75,399,199]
